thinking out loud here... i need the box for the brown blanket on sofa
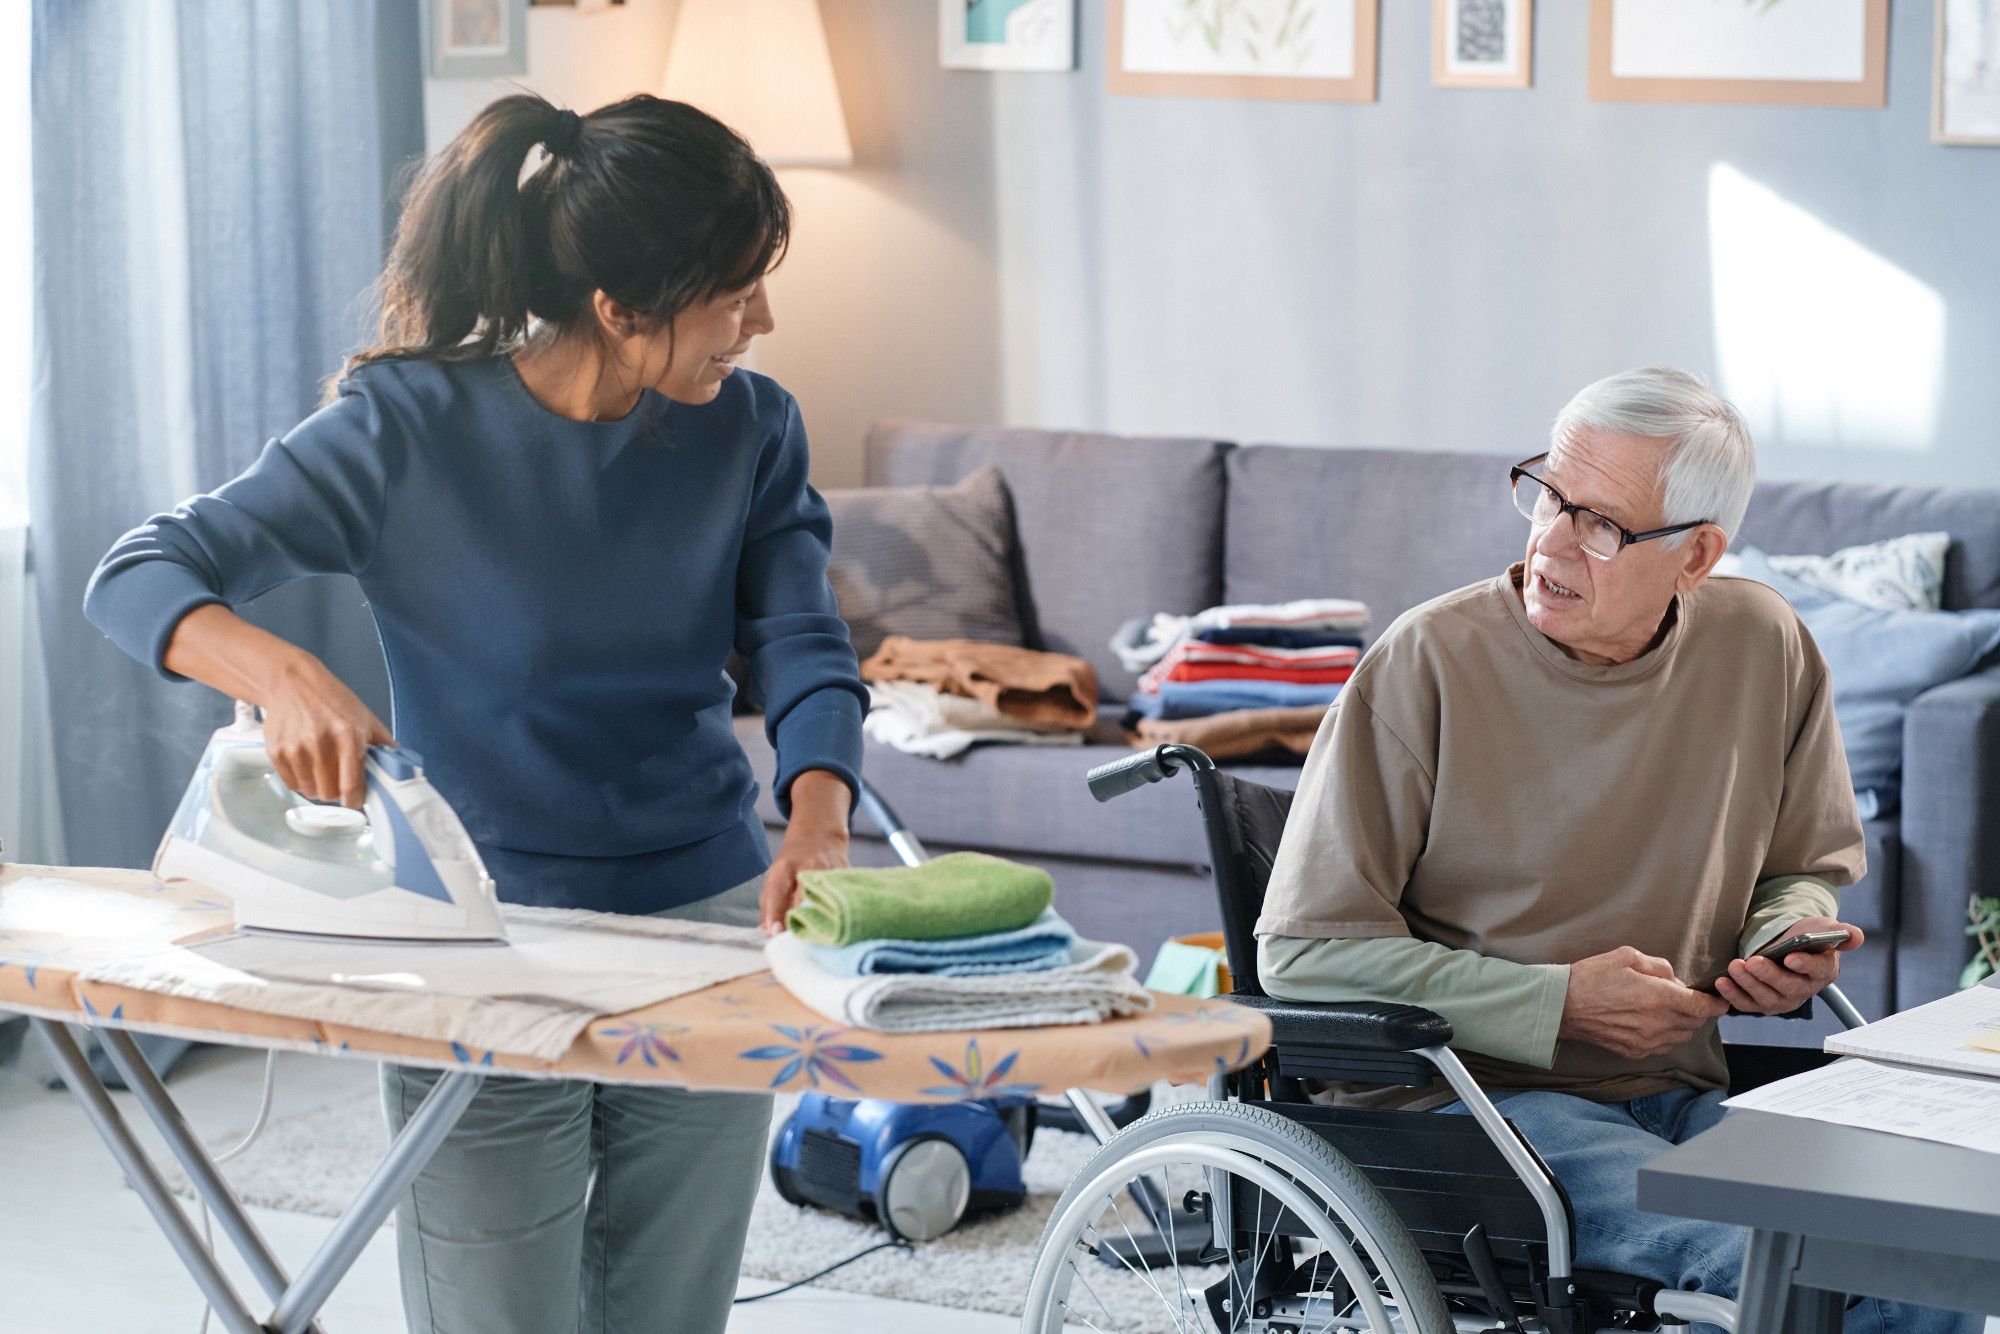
[861,636,1099,730]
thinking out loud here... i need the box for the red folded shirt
[1161,662,1356,687]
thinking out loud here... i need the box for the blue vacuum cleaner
[766,779,1146,1242]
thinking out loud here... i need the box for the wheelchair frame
[1032,741,1864,1334]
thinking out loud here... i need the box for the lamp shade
[661,0,852,167]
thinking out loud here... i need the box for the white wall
[426,0,2000,492]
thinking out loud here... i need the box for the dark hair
[341,93,788,382]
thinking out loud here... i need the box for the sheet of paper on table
[1822,982,2000,1079]
[1722,1057,2000,1155]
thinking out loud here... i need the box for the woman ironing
[84,93,865,1333]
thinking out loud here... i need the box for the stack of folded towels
[764,851,1152,1033]
[858,636,1101,759]
[1112,598,1370,760]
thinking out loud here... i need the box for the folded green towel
[785,852,1055,947]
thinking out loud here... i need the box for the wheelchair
[1020,743,1866,1334]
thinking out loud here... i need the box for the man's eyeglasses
[1509,454,1710,561]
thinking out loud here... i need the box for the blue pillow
[1731,547,2000,817]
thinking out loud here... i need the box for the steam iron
[154,702,508,943]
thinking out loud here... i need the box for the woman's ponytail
[338,92,789,389]
[346,94,586,376]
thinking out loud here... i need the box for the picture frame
[1587,0,1887,108]
[940,0,1077,72]
[425,0,529,79]
[1934,0,2000,145]
[1107,0,1379,102]
[1433,0,1531,90]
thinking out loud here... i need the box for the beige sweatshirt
[1253,565,1865,1103]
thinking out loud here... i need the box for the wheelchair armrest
[1229,994,1453,1052]
[1228,995,1454,1088]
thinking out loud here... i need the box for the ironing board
[0,863,1271,1334]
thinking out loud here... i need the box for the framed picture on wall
[1935,0,2000,144]
[940,0,1077,71]
[1107,0,1380,102]
[426,0,528,77]
[1434,0,1531,89]
[1587,0,1887,107]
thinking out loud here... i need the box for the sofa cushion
[739,708,1303,869]
[1731,547,2000,816]
[1740,478,2000,612]
[1223,446,1526,633]
[865,421,1228,698]
[823,467,1026,661]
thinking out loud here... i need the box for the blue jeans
[1438,1087,1982,1334]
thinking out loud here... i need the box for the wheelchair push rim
[1022,1103,1450,1334]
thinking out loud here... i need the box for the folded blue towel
[1126,679,1346,721]
[806,908,1078,977]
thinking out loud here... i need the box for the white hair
[1549,367,1756,546]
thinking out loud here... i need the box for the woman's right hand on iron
[260,655,395,809]
[163,604,395,807]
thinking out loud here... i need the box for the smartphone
[1697,928,1851,993]
[1751,928,1853,962]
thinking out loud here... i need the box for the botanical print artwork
[1121,0,1358,79]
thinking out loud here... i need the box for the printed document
[1823,983,2000,1078]
[1723,1058,2000,1154]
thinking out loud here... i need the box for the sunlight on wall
[1708,162,1944,454]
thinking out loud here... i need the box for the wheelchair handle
[1086,744,1216,802]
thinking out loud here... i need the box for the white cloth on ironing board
[765,928,1152,1033]
[78,905,768,1062]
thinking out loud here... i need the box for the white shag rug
[148,1081,1214,1327]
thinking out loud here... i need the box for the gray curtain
[30,1,424,869]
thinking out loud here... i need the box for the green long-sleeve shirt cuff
[1738,874,1840,959]
[1256,933,1570,1070]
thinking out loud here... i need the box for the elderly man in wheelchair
[1023,369,1981,1334]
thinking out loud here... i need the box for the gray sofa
[739,422,2000,1040]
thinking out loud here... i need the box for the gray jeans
[380,875,773,1334]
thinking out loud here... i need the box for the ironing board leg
[95,1027,306,1319]
[32,1019,265,1334]
[266,1067,484,1334]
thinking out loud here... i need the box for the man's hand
[759,770,853,935]
[1714,916,1862,1017]
[1558,947,1729,1060]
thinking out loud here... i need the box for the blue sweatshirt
[84,354,867,914]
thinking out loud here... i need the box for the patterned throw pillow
[1717,531,1950,613]
[823,466,1029,661]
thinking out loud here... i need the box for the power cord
[730,1238,915,1304]
[197,1048,281,1334]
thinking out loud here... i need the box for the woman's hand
[760,769,852,934]
[260,655,396,808]
[163,603,393,807]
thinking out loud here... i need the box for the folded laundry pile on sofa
[1113,598,1371,759]
[765,851,1151,1032]
[857,635,1100,758]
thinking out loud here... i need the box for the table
[0,864,1270,1334]
[1638,1106,2000,1331]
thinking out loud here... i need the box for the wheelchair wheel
[1022,1100,1450,1334]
